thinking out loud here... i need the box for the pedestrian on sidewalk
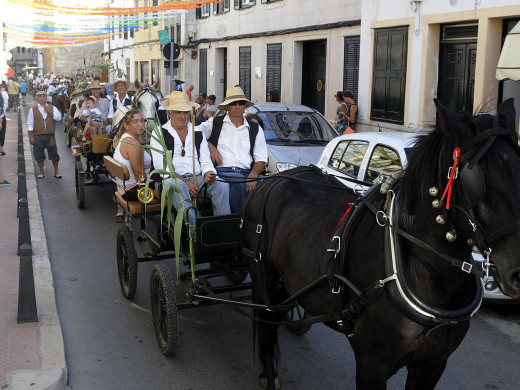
[7,78,21,112]
[20,79,28,106]
[0,84,8,155]
[0,157,10,186]
[27,90,62,179]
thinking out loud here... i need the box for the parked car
[316,132,418,194]
[317,131,517,303]
[216,102,339,174]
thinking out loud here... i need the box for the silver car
[216,102,339,174]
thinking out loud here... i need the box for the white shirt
[113,133,152,188]
[47,85,56,95]
[27,103,62,132]
[96,97,114,121]
[150,121,215,178]
[114,93,133,110]
[197,114,268,169]
[0,91,8,118]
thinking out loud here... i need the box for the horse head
[433,99,520,299]
[133,78,160,123]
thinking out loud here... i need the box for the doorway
[301,40,326,114]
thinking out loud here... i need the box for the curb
[7,107,68,389]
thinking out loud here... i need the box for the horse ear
[134,79,140,90]
[497,98,516,132]
[153,78,160,90]
[433,98,471,140]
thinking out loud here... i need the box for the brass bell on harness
[432,199,441,209]
[429,187,439,197]
[446,230,457,242]
[436,215,446,225]
[467,238,474,246]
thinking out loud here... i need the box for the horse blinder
[459,162,486,209]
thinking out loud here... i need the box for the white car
[317,131,516,303]
[316,132,417,194]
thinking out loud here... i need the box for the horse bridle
[440,115,520,276]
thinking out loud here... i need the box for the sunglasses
[228,100,247,106]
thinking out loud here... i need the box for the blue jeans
[163,174,230,223]
[216,167,254,214]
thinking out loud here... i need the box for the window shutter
[234,0,240,9]
[199,49,208,94]
[239,47,252,100]
[266,44,282,100]
[371,27,408,124]
[343,36,360,103]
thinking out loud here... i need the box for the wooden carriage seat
[103,156,162,215]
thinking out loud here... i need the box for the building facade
[358,0,520,133]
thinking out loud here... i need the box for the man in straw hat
[150,91,230,222]
[27,90,62,178]
[111,78,133,111]
[198,86,267,214]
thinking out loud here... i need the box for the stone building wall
[41,41,104,77]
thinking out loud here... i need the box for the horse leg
[404,360,447,390]
[257,314,282,390]
[355,358,391,390]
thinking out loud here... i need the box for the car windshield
[255,111,337,142]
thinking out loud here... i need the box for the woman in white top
[113,109,152,201]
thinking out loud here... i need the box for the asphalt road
[35,123,520,390]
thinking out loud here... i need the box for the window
[143,0,149,28]
[152,0,158,26]
[261,0,282,3]
[328,140,369,179]
[199,49,207,94]
[197,4,210,18]
[234,0,255,9]
[239,46,252,100]
[364,145,403,183]
[151,59,160,84]
[371,27,408,124]
[213,0,230,14]
[140,61,149,83]
[343,36,360,102]
[266,43,281,101]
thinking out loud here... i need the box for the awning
[496,21,520,81]
[4,66,14,78]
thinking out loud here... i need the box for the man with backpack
[150,91,230,223]
[197,86,268,213]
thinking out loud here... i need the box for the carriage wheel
[226,270,249,285]
[284,306,312,335]
[150,264,178,355]
[75,159,85,209]
[116,226,138,299]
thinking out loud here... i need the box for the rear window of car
[328,140,369,179]
[364,144,403,183]
[255,111,337,142]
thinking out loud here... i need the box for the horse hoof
[259,377,280,390]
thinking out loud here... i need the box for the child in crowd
[82,96,103,138]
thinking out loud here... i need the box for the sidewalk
[0,96,67,389]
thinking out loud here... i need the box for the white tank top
[113,132,152,188]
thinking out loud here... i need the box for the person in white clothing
[150,91,230,223]
[111,78,133,112]
[27,91,62,178]
[113,109,151,199]
[197,86,268,213]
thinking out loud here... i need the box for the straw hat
[70,87,85,99]
[35,90,47,96]
[90,80,102,89]
[110,78,130,90]
[218,86,254,110]
[161,91,198,112]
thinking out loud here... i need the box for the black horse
[240,99,520,389]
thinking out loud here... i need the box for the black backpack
[207,115,259,167]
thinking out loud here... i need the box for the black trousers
[0,117,6,147]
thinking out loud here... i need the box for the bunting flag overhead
[2,0,218,47]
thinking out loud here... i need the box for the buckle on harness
[327,236,341,257]
[447,166,459,180]
[256,224,263,234]
[239,219,243,228]
[461,262,472,273]
[255,252,262,263]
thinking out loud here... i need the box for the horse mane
[397,111,497,229]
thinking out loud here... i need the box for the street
[35,122,520,390]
